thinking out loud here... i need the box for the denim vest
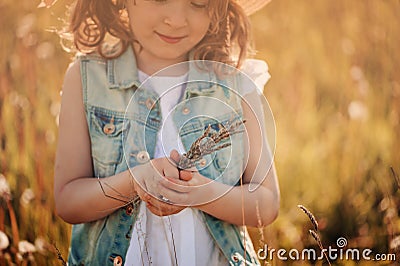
[68,47,260,266]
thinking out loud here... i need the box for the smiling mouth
[156,32,186,44]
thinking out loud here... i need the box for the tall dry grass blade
[134,215,152,266]
[299,205,331,266]
[297,205,319,232]
[256,201,271,265]
[167,216,178,266]
[390,167,400,188]
[309,229,321,243]
[6,200,19,246]
[0,207,4,232]
[50,239,67,266]
[255,200,265,246]
[309,230,331,266]
[239,175,249,263]
[97,176,139,206]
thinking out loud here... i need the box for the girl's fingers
[152,153,180,180]
[161,176,193,193]
[163,164,180,180]
[134,183,147,200]
[157,186,188,205]
[162,174,211,190]
[179,170,193,181]
[145,196,185,216]
[169,149,181,164]
[169,149,195,181]
[146,203,163,216]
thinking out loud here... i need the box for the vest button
[182,107,190,115]
[125,203,134,216]
[103,123,116,135]
[231,254,240,262]
[137,151,150,163]
[113,256,123,266]
[145,98,155,110]
[199,158,207,167]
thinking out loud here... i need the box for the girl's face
[127,0,211,73]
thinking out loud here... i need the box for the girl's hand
[158,170,216,207]
[133,182,186,216]
[131,150,192,216]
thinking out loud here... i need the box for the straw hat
[236,0,272,15]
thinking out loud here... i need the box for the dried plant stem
[255,200,265,247]
[297,205,319,232]
[0,207,5,232]
[6,200,19,245]
[309,229,331,266]
[167,217,178,266]
[134,214,152,265]
[50,239,67,266]
[178,119,246,170]
[97,176,140,208]
[239,175,248,263]
[390,167,400,188]
[256,199,270,265]
[298,205,331,266]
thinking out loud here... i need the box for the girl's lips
[156,32,186,44]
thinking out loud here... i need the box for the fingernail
[144,193,151,201]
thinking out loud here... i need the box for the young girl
[54,0,280,265]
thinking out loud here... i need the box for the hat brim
[237,0,272,15]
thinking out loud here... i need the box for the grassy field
[0,0,399,265]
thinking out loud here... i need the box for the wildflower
[18,240,37,254]
[37,0,58,8]
[390,235,400,250]
[0,174,11,201]
[350,66,364,82]
[348,100,368,121]
[35,237,51,255]
[0,231,9,250]
[20,188,35,207]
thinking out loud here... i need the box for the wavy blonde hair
[66,0,253,68]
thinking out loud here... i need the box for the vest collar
[106,47,223,91]
[107,46,140,90]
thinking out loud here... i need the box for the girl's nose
[163,3,188,28]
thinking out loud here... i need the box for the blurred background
[0,0,399,265]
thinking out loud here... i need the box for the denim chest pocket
[89,109,125,177]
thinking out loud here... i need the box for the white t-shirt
[125,59,270,266]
